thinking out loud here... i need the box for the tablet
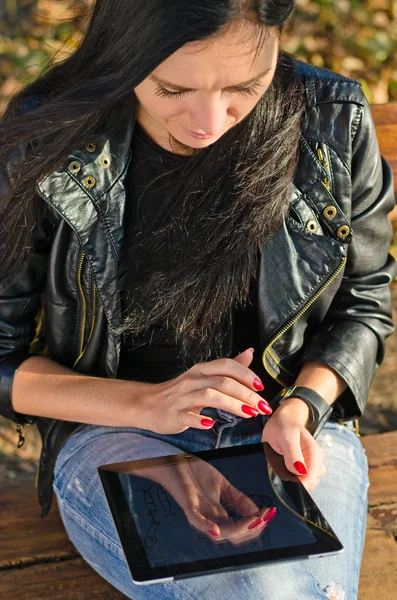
[97,442,343,586]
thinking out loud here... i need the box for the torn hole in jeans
[323,582,346,600]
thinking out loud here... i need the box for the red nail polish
[257,400,272,415]
[208,529,220,536]
[201,418,215,427]
[263,507,277,525]
[253,378,264,391]
[294,461,308,475]
[247,518,263,530]
[241,404,259,417]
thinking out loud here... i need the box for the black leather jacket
[1,59,396,518]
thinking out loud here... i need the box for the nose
[190,93,228,136]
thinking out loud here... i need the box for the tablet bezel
[97,442,344,585]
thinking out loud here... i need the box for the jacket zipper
[16,423,31,448]
[15,252,97,449]
[73,249,118,378]
[73,251,97,370]
[262,253,347,386]
[15,254,347,447]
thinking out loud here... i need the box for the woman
[0,0,396,598]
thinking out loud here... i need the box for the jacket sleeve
[0,181,56,426]
[300,91,397,420]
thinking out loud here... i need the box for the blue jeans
[53,411,369,600]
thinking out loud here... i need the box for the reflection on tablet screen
[118,451,317,569]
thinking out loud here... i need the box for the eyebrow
[149,67,273,92]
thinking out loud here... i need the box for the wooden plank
[366,465,397,507]
[371,102,397,202]
[0,482,77,569]
[2,433,397,599]
[0,556,128,599]
[361,433,397,507]
[371,102,397,127]
[368,503,397,534]
[359,529,397,600]
[361,431,397,469]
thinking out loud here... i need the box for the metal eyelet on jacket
[337,225,351,239]
[100,156,110,168]
[323,205,337,220]
[82,175,96,189]
[306,220,318,233]
[68,161,81,175]
[86,142,97,153]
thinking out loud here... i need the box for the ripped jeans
[52,411,369,600]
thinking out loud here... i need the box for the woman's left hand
[261,398,326,492]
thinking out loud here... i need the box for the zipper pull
[16,424,26,448]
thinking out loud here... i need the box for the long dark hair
[0,0,306,367]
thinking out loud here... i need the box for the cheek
[135,85,182,120]
[148,97,186,120]
[239,95,264,112]
[226,96,261,121]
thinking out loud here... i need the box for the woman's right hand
[136,348,273,435]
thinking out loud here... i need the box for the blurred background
[0,0,396,483]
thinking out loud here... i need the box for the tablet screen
[98,442,343,583]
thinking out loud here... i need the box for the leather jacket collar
[36,60,357,373]
[21,58,396,519]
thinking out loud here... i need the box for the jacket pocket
[73,250,97,369]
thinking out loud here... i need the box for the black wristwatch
[271,385,333,439]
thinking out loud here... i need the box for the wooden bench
[0,102,396,599]
[0,431,396,599]
[372,101,397,208]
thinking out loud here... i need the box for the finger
[180,411,218,431]
[212,376,273,415]
[300,429,325,485]
[278,427,309,477]
[197,382,272,419]
[193,357,267,402]
[232,348,255,367]
[301,476,322,492]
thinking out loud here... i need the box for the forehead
[151,24,278,88]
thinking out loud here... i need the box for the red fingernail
[247,518,263,530]
[263,507,277,525]
[208,529,220,536]
[258,400,272,415]
[294,461,308,475]
[241,405,259,417]
[253,378,264,391]
[201,418,215,427]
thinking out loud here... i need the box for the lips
[182,126,212,139]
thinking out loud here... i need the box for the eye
[235,81,264,97]
[154,80,264,100]
[154,86,190,100]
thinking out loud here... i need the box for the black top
[117,122,265,385]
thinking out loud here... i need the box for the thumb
[233,347,254,367]
[280,429,309,477]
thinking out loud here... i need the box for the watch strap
[273,385,333,439]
